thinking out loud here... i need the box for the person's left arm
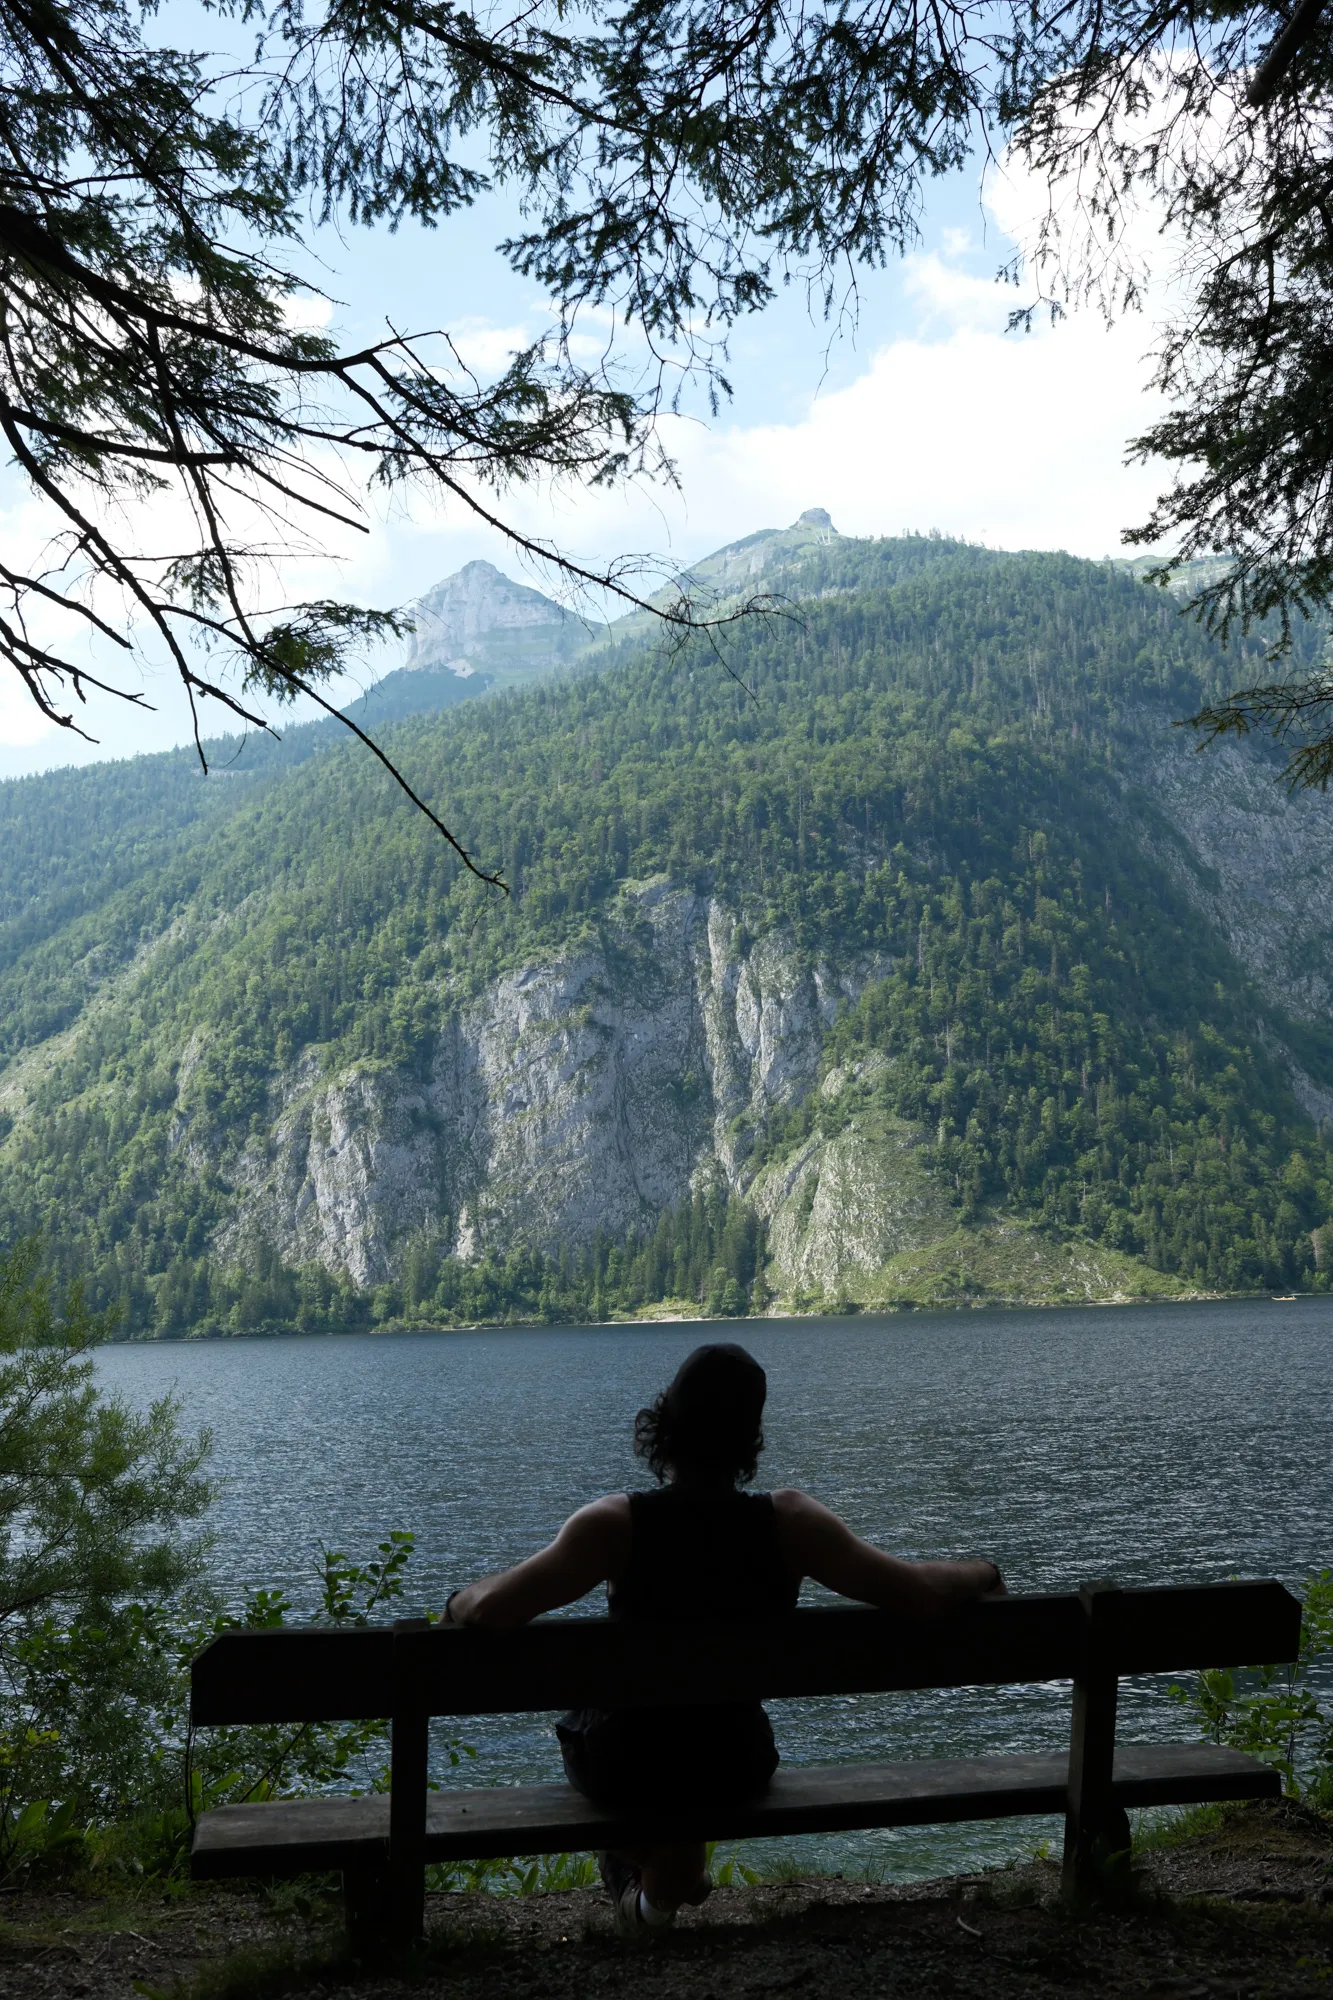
[441,1493,631,1631]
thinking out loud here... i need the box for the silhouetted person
[443,1342,1003,1930]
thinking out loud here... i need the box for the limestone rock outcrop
[210,881,892,1284]
[403,560,586,686]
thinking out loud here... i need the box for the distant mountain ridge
[387,508,849,700]
[672,505,842,597]
[0,512,854,969]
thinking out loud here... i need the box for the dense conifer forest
[0,535,1330,1331]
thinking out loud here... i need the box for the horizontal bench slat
[190,1582,1300,1725]
[195,1792,389,1875]
[191,1741,1279,1878]
[1097,1582,1303,1676]
[193,1626,393,1725]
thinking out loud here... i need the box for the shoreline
[100,1287,1330,1344]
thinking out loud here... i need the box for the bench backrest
[190,1580,1301,1727]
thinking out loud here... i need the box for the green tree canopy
[0,1243,210,1634]
[0,1242,212,1826]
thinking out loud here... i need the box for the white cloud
[374,236,1171,583]
[661,267,1167,561]
[330,148,1179,591]
[440,318,543,375]
[282,292,337,333]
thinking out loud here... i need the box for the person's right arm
[771,1489,1003,1617]
[440,1494,631,1631]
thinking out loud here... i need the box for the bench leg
[343,1863,393,1956]
[343,1857,425,1958]
[1063,1584,1132,1905]
[388,1620,431,1950]
[1062,1802,1133,1902]
[389,1854,426,1951]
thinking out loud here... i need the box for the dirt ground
[2,1800,1331,2000]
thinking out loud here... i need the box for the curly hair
[633,1343,767,1486]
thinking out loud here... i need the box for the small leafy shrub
[166,1532,464,1878]
[6,1535,435,1887]
[1172,1571,1333,1803]
[0,1246,454,1885]
[428,1851,601,1894]
[0,1243,211,1880]
[708,1840,760,1886]
[1,1793,86,1877]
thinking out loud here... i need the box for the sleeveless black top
[555,1485,799,1807]
[609,1486,800,1622]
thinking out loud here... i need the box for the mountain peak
[795,507,836,532]
[403,560,583,685]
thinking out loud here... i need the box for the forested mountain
[2,528,1332,1336]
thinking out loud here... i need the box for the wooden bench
[190,1579,1301,1947]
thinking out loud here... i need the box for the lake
[96,1297,1333,1881]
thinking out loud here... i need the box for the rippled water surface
[96,1298,1333,1879]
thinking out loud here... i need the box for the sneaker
[597,1851,645,1935]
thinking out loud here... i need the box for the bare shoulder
[770,1488,849,1568]
[558,1492,633,1585]
[771,1487,839,1525]
[559,1492,632,1560]
[564,1492,632,1535]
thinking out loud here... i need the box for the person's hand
[981,1562,1006,1598]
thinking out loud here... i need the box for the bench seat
[192,1740,1278,1879]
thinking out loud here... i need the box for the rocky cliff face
[17,719,1330,1308]
[211,881,890,1285]
[1129,719,1333,1119]
[403,559,586,688]
[749,1101,955,1299]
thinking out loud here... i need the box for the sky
[0,66,1179,780]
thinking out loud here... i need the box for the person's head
[633,1343,767,1487]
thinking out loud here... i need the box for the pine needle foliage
[0,1242,211,1839]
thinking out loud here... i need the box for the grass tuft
[171,1937,351,2000]
[1130,1802,1236,1854]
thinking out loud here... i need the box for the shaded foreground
[3,1802,1331,2000]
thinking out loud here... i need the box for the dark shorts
[555,1701,779,1809]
